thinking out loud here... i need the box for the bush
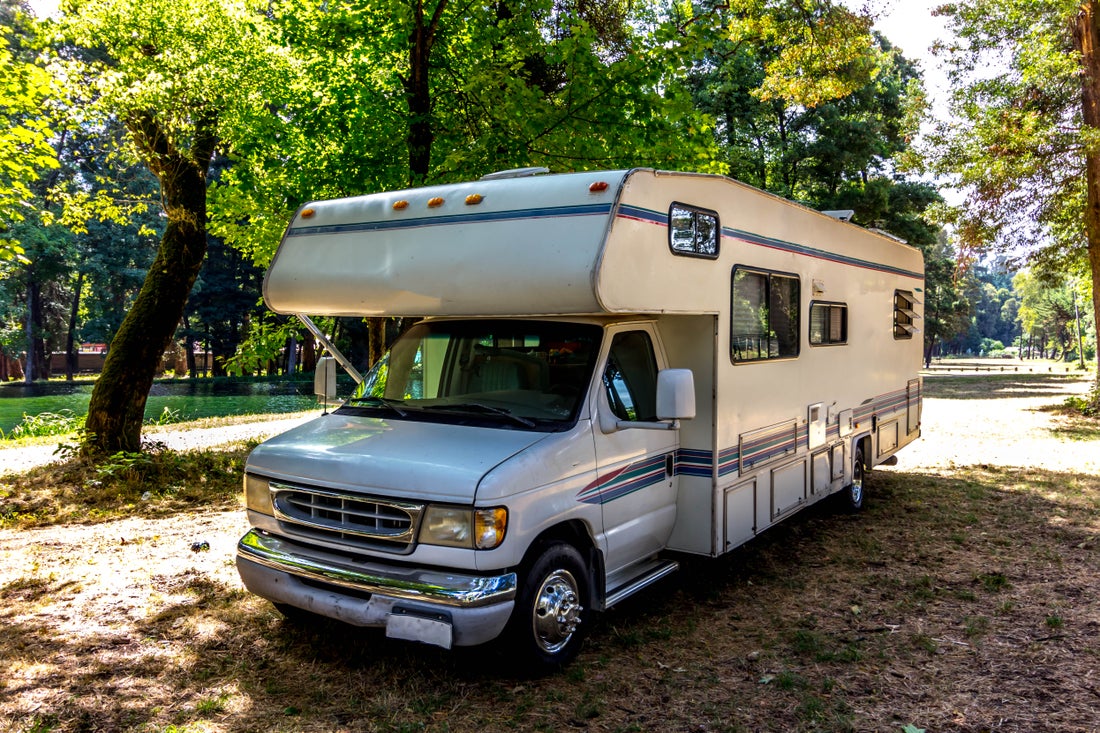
[0,410,84,441]
[979,338,1005,356]
[1064,383,1100,418]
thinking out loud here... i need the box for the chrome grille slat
[269,482,423,551]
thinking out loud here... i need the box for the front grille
[270,482,423,551]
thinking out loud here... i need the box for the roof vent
[480,166,550,181]
[821,209,855,222]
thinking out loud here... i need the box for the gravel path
[893,373,1099,475]
[0,414,314,476]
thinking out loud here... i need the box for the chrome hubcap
[532,569,582,654]
[850,464,863,505]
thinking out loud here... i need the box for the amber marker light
[392,200,409,210]
[589,181,609,192]
[427,197,444,208]
[465,194,483,205]
[300,207,315,218]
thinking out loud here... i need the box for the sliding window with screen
[809,302,847,346]
[731,268,800,362]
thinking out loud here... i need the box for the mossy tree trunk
[83,112,218,454]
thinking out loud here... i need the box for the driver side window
[603,331,659,422]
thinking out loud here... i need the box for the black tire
[843,445,866,512]
[506,542,591,673]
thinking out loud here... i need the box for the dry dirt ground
[0,369,1098,733]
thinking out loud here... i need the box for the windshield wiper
[431,402,536,427]
[347,396,410,417]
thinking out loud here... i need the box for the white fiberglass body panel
[263,171,629,317]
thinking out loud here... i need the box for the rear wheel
[507,542,591,673]
[843,445,866,512]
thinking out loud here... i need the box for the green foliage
[0,409,83,440]
[0,13,59,263]
[927,0,1100,373]
[685,4,918,200]
[211,0,724,268]
[222,313,299,376]
[1012,270,1094,360]
[93,448,154,478]
[1063,384,1100,417]
[927,0,1082,255]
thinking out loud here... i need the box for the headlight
[244,473,274,515]
[419,506,507,550]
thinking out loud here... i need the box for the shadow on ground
[922,371,1088,401]
[3,465,1099,733]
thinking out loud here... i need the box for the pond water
[0,379,324,435]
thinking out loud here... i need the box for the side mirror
[657,369,696,420]
[314,356,337,400]
[598,368,696,434]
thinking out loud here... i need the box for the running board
[604,559,680,608]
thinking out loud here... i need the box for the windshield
[342,320,602,431]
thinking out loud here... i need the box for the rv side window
[894,290,919,339]
[730,268,800,362]
[809,302,847,345]
[669,203,720,259]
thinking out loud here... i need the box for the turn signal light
[393,200,409,210]
[428,197,444,208]
[465,194,483,205]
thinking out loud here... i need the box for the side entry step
[605,559,680,608]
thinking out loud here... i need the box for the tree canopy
[927,0,1100,384]
[0,4,58,263]
[51,0,290,452]
[2,0,1041,446]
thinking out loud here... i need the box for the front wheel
[506,542,591,673]
[842,446,866,512]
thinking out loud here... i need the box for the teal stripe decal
[287,203,613,237]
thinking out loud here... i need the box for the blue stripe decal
[287,203,613,238]
[577,383,917,506]
[613,204,922,281]
[617,204,666,225]
[577,454,668,506]
[662,386,920,482]
[722,227,922,280]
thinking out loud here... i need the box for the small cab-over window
[894,290,919,339]
[810,302,847,345]
[731,268,800,362]
[669,203,720,259]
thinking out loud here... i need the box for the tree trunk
[301,333,316,373]
[1075,1,1100,379]
[404,1,448,184]
[183,313,198,379]
[65,271,84,382]
[286,333,298,376]
[368,317,386,367]
[24,281,36,384]
[84,112,217,454]
[24,280,49,383]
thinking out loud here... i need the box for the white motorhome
[236,168,924,669]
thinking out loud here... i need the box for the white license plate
[385,612,453,649]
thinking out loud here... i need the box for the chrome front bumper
[236,529,517,648]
